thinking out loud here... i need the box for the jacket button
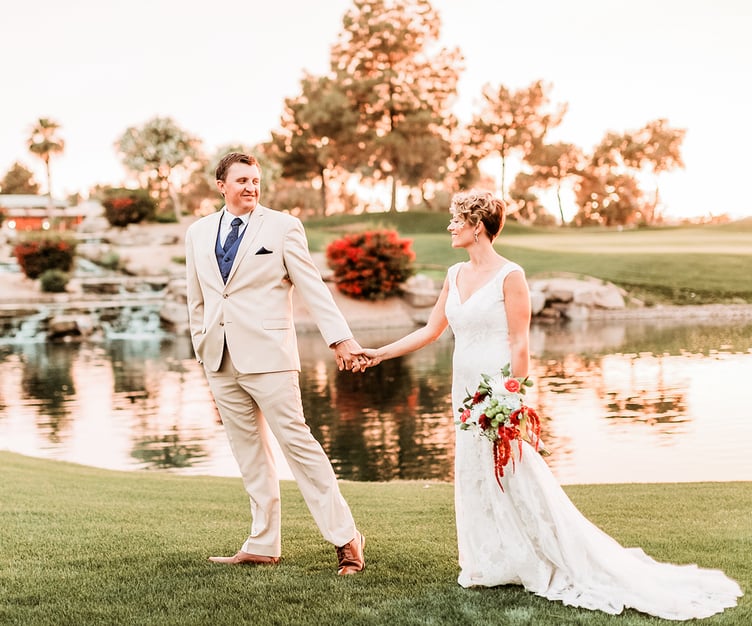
[219,322,224,326]
[223,294,229,299]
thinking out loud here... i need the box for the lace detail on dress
[443,261,742,620]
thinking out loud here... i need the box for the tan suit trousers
[204,354,356,557]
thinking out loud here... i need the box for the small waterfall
[0,250,179,344]
[102,307,169,341]
[0,308,50,344]
[0,306,171,344]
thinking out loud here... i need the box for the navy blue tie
[223,217,242,253]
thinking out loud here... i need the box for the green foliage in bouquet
[325,229,416,300]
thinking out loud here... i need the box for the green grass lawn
[1,451,749,625]
[305,215,752,304]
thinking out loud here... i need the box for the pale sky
[1,0,750,220]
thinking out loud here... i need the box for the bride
[362,189,742,620]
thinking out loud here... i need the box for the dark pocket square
[255,247,273,255]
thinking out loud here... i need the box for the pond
[1,317,751,485]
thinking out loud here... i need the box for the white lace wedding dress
[444,261,742,620]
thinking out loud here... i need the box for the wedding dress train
[445,261,742,620]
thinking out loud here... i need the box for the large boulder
[402,274,441,308]
[47,314,99,340]
[529,274,628,320]
[529,289,547,315]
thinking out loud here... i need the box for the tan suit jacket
[185,205,352,372]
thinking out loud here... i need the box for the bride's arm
[365,278,450,364]
[503,271,531,378]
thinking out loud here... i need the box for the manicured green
[1,452,749,625]
[306,214,752,304]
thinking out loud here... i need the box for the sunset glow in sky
[1,0,750,220]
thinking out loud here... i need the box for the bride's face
[448,213,473,248]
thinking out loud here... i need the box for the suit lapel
[202,211,225,284]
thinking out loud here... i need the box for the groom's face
[217,162,260,215]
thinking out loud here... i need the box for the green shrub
[39,268,69,293]
[13,235,77,279]
[153,210,178,223]
[325,229,416,300]
[98,251,121,270]
[99,188,156,228]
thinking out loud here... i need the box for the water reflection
[18,342,77,442]
[1,318,751,485]
[301,337,455,481]
[600,355,688,423]
[519,319,752,480]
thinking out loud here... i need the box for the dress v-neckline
[454,262,508,306]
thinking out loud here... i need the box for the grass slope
[1,452,749,625]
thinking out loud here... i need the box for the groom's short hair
[216,152,261,182]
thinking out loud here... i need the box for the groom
[184,152,365,574]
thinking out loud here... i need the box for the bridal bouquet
[457,363,545,490]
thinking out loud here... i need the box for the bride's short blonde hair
[450,190,505,240]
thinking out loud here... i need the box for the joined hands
[332,340,382,373]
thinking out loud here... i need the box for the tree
[329,0,463,211]
[526,142,583,224]
[114,116,202,221]
[178,167,216,217]
[0,161,40,194]
[266,179,327,216]
[396,109,455,205]
[585,119,684,225]
[448,131,482,192]
[468,80,566,201]
[27,118,64,220]
[270,73,358,215]
[625,119,686,224]
[509,172,552,225]
[573,169,645,227]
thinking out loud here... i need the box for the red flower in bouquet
[504,378,521,393]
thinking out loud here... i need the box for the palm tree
[27,118,65,224]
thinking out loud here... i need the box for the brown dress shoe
[208,551,280,565]
[336,530,365,575]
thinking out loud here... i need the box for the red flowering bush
[13,235,77,279]
[325,229,416,300]
[99,187,156,228]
